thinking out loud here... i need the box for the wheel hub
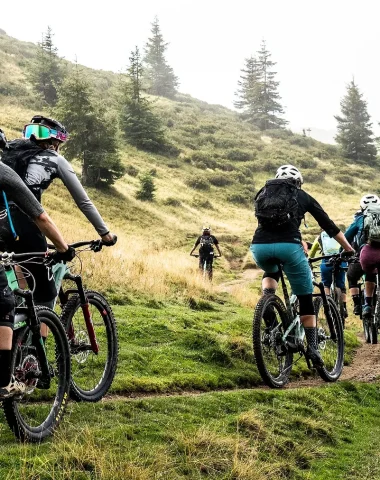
[71,331,91,364]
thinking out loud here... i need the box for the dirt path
[218,268,261,293]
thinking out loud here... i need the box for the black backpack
[254,179,299,230]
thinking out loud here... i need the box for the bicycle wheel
[253,294,293,388]
[3,307,70,442]
[61,290,118,402]
[313,297,344,382]
[369,299,379,344]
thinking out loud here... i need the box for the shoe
[306,346,324,368]
[0,376,26,398]
[362,305,373,318]
[353,304,361,316]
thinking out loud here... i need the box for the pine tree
[335,80,377,164]
[136,172,156,201]
[29,26,62,105]
[54,67,124,187]
[143,17,178,98]
[234,41,287,130]
[120,47,167,152]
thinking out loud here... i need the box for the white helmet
[275,165,303,184]
[360,194,380,211]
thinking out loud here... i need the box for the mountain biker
[0,116,117,310]
[190,227,222,277]
[309,230,348,318]
[344,194,379,317]
[0,157,73,397]
[251,164,353,367]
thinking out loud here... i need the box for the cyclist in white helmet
[251,164,353,367]
[345,194,380,317]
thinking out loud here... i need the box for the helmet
[275,165,303,185]
[360,194,380,211]
[202,226,211,234]
[24,115,69,143]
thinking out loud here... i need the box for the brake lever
[91,240,103,253]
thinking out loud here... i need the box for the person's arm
[308,238,320,258]
[212,236,222,256]
[34,212,68,252]
[190,237,200,255]
[57,155,114,241]
[334,231,354,252]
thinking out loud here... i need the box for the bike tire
[313,297,344,382]
[3,307,71,442]
[363,318,371,343]
[370,299,379,344]
[253,294,293,388]
[61,290,118,402]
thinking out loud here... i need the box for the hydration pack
[364,205,380,242]
[254,179,299,230]
[320,231,340,255]
[199,235,214,253]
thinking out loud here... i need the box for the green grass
[0,383,379,479]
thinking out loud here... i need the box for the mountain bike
[253,252,349,388]
[48,240,118,402]
[361,263,380,345]
[2,251,71,442]
[191,252,220,281]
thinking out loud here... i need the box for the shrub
[190,151,219,169]
[226,149,255,162]
[164,197,181,207]
[192,196,213,209]
[135,173,156,201]
[335,173,354,185]
[304,171,325,183]
[167,119,174,128]
[186,175,211,191]
[207,174,234,187]
[295,157,318,169]
[125,165,139,177]
[219,162,235,172]
[227,193,249,206]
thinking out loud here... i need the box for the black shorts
[347,261,376,289]
[1,208,56,303]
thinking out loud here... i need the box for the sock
[365,297,372,307]
[263,288,276,295]
[352,295,360,306]
[304,327,318,350]
[0,350,12,387]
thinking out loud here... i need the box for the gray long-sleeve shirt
[24,151,109,236]
[0,162,44,219]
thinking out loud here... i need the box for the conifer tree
[120,47,166,152]
[335,80,377,164]
[29,26,62,105]
[234,41,287,130]
[54,67,124,187]
[143,17,178,98]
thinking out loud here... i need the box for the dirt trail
[218,268,261,293]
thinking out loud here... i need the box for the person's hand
[101,233,117,246]
[51,247,75,263]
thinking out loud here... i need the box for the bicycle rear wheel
[313,297,344,382]
[3,307,71,442]
[253,294,293,388]
[61,291,118,402]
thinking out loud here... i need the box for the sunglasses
[23,124,68,142]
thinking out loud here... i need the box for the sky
[2,0,380,143]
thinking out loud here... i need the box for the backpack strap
[2,191,18,240]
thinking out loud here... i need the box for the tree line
[30,23,379,192]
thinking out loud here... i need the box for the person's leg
[347,262,363,315]
[360,245,378,317]
[320,260,332,295]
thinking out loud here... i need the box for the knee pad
[365,273,377,283]
[297,294,315,316]
[263,271,281,282]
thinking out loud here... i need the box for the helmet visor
[23,124,51,140]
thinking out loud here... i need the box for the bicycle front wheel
[61,291,118,402]
[3,307,71,442]
[253,294,293,388]
[314,297,344,382]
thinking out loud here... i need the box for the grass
[0,383,379,479]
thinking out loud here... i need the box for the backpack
[254,179,299,230]
[320,231,340,255]
[1,139,54,181]
[199,235,214,253]
[363,205,380,242]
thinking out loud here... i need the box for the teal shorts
[250,242,313,296]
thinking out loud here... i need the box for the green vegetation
[135,172,156,201]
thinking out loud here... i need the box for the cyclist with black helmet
[251,165,353,367]
[190,227,222,279]
[0,116,117,310]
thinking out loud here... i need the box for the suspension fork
[65,273,99,354]
[15,289,51,379]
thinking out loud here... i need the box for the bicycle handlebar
[309,251,354,264]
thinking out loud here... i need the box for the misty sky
[2,0,380,142]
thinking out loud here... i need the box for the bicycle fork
[65,274,99,354]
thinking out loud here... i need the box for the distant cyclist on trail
[309,230,348,319]
[251,164,353,367]
[190,227,222,279]
[345,194,379,318]
[0,115,117,310]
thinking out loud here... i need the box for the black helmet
[30,115,69,142]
